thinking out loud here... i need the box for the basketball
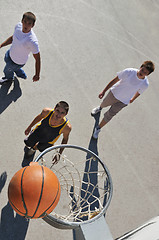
[8,162,61,219]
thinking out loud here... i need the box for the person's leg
[15,68,27,79]
[93,100,127,138]
[99,118,107,128]
[24,132,39,156]
[37,142,53,152]
[102,101,127,127]
[100,91,118,109]
[0,50,25,83]
[24,131,39,149]
[2,51,14,81]
[91,91,117,116]
[92,91,119,138]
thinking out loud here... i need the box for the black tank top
[34,109,69,144]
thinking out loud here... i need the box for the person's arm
[32,52,41,82]
[0,36,13,48]
[130,92,140,103]
[52,123,72,164]
[99,76,120,99]
[59,127,72,155]
[24,108,51,135]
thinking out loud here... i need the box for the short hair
[22,12,36,25]
[55,101,69,114]
[140,61,155,74]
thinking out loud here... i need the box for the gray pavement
[0,0,159,239]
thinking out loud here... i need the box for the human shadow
[0,171,29,240]
[0,77,22,114]
[79,113,101,217]
[0,202,29,240]
[72,113,101,239]
[0,171,7,194]
[21,146,36,167]
[73,112,111,240]
[71,112,100,216]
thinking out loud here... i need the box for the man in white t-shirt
[0,12,41,84]
[91,61,155,139]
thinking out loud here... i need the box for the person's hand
[25,127,31,135]
[33,74,40,82]
[98,91,105,99]
[52,152,61,165]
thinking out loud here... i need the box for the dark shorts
[24,130,53,152]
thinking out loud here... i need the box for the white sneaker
[0,77,12,85]
[93,127,101,139]
[91,106,101,116]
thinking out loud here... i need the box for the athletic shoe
[0,77,13,85]
[91,106,101,116]
[93,127,101,139]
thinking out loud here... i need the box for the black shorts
[24,130,53,152]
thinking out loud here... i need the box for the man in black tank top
[24,101,72,163]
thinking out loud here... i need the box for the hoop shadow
[72,113,103,239]
[79,113,101,218]
[0,77,22,114]
[0,171,29,240]
[72,112,109,227]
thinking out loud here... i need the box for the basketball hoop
[34,144,113,232]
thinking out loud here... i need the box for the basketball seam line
[31,165,45,218]
[39,180,60,218]
[9,200,26,215]
[21,167,28,217]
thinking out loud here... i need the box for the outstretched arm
[130,92,140,103]
[59,124,72,154]
[99,76,120,99]
[0,36,13,48]
[24,108,51,135]
[52,124,72,164]
[32,52,41,82]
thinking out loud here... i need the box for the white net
[34,145,112,225]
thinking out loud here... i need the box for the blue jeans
[4,50,27,80]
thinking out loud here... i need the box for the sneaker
[91,106,101,116]
[93,127,101,139]
[0,77,13,85]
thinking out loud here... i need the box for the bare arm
[24,108,51,135]
[0,36,13,48]
[99,76,120,99]
[32,52,41,82]
[130,92,140,103]
[59,124,72,155]
[52,123,72,164]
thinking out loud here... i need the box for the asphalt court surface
[0,1,159,239]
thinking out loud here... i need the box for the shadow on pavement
[0,171,7,194]
[0,171,29,240]
[0,202,29,240]
[0,77,22,114]
[73,113,101,239]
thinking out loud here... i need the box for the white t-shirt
[10,22,40,65]
[111,68,149,104]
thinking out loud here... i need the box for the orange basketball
[8,162,60,219]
